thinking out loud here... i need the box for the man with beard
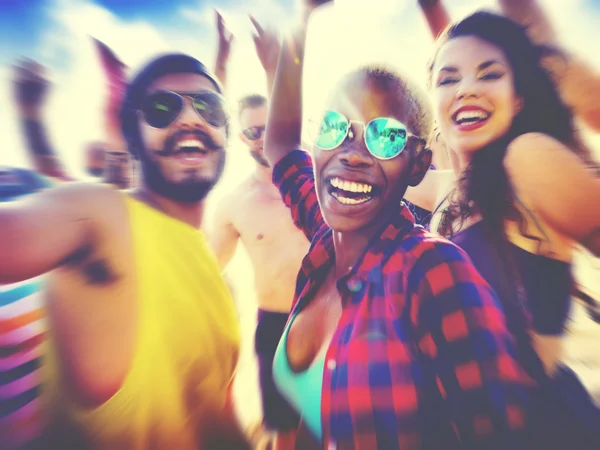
[209,14,309,450]
[0,53,249,450]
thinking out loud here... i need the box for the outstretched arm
[505,132,600,257]
[499,0,600,131]
[93,38,132,189]
[13,60,73,181]
[0,182,110,283]
[418,0,451,39]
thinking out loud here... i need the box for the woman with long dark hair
[427,11,600,449]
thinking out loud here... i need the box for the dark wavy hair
[429,11,594,244]
[428,11,597,336]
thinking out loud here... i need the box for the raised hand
[249,16,280,75]
[13,59,49,118]
[216,10,234,65]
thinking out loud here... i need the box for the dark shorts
[254,309,300,431]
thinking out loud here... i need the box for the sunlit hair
[338,65,434,141]
[429,11,595,242]
[238,94,267,121]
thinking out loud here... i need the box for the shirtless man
[210,13,309,449]
[1,53,248,450]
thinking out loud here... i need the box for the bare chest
[232,189,308,250]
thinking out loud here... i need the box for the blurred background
[1,0,599,430]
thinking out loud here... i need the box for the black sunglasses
[141,90,229,129]
[242,125,266,141]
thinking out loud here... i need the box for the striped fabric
[0,279,47,450]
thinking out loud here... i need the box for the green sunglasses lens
[143,92,183,128]
[193,93,228,128]
[315,111,348,150]
[365,118,408,159]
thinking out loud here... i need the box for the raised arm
[409,242,530,449]
[249,16,281,96]
[265,1,331,241]
[263,1,320,166]
[93,38,132,189]
[418,0,451,39]
[263,32,304,165]
[13,60,73,181]
[505,132,600,257]
[0,183,109,283]
[214,10,234,92]
[499,0,600,131]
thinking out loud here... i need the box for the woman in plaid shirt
[263,2,532,449]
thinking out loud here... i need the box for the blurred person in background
[13,41,133,189]
[210,12,307,449]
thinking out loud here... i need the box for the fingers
[249,15,264,37]
[216,10,234,44]
[13,59,46,84]
[216,9,224,31]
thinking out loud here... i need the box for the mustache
[154,130,224,157]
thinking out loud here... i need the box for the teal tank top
[272,312,325,441]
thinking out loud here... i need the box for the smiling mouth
[452,109,491,126]
[169,138,211,165]
[327,176,379,205]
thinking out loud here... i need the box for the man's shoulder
[56,181,123,208]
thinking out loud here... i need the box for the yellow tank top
[43,196,240,449]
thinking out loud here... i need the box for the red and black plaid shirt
[273,150,531,449]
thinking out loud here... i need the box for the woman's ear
[515,96,525,115]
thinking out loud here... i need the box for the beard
[138,130,226,203]
[250,149,270,168]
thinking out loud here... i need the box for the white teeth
[331,191,370,205]
[455,110,489,123]
[175,139,205,150]
[330,177,373,193]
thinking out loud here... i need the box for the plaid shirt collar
[293,204,417,313]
